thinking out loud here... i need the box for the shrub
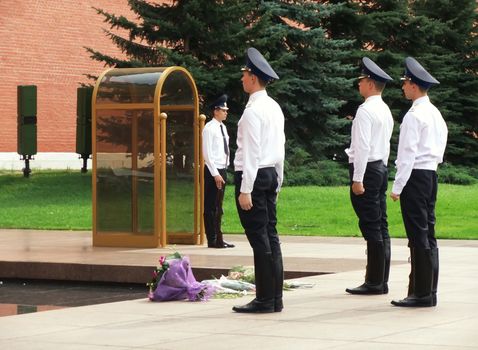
[389,162,477,185]
[284,160,349,186]
[438,163,478,185]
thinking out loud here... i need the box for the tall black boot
[272,251,284,312]
[233,252,275,313]
[407,247,415,297]
[431,248,439,306]
[203,212,216,247]
[346,240,386,295]
[383,238,391,294]
[392,248,434,307]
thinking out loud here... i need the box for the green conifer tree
[325,0,478,166]
[87,0,356,169]
[409,0,478,165]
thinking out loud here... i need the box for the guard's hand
[352,182,365,195]
[214,175,225,190]
[390,192,400,201]
[238,193,253,211]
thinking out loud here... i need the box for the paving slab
[0,229,477,349]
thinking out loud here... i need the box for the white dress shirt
[392,96,448,195]
[345,95,394,182]
[234,90,285,193]
[202,118,229,177]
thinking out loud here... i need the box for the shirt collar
[211,117,223,126]
[412,95,430,107]
[364,95,382,103]
[249,89,268,103]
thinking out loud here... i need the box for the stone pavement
[0,229,477,349]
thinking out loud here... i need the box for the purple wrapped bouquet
[148,253,215,302]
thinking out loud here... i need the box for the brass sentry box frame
[92,67,205,247]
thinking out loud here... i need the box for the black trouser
[203,167,227,244]
[400,169,439,303]
[349,160,389,242]
[400,169,438,249]
[235,168,283,303]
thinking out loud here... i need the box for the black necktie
[220,124,229,156]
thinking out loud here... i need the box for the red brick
[0,0,159,152]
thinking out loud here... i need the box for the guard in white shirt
[202,94,235,249]
[232,48,285,313]
[390,57,448,307]
[345,57,394,296]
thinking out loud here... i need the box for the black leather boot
[232,297,275,313]
[346,240,386,295]
[272,250,284,312]
[233,252,274,313]
[395,247,416,303]
[391,248,434,307]
[383,238,391,294]
[407,247,415,297]
[431,248,439,306]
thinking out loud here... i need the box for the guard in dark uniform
[232,48,285,313]
[202,94,235,249]
[391,57,448,307]
[345,57,394,295]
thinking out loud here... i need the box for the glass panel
[96,109,156,235]
[97,68,166,104]
[137,111,155,234]
[166,110,195,233]
[160,71,194,105]
[96,110,133,232]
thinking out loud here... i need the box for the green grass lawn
[0,170,91,230]
[0,170,477,239]
[223,185,478,239]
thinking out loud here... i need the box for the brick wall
[0,0,140,152]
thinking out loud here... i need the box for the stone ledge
[0,261,325,284]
